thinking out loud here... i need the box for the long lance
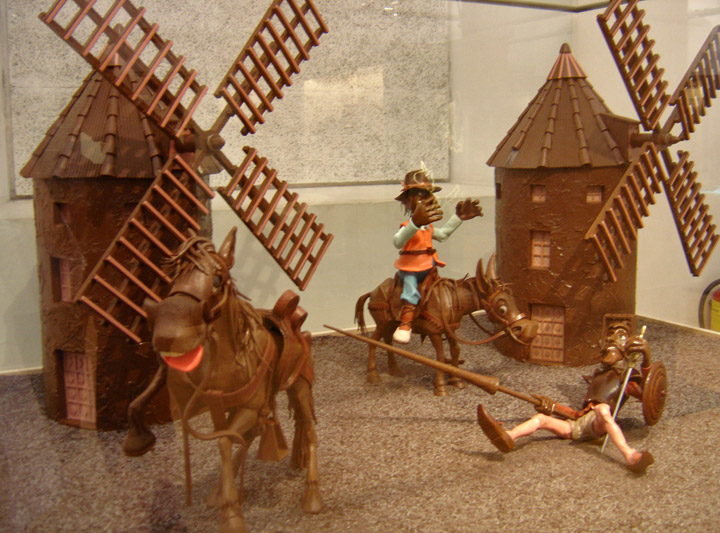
[600,325,647,453]
[324,324,541,404]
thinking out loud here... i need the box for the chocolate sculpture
[123,228,322,533]
[477,315,664,474]
[489,0,719,365]
[25,0,332,428]
[328,314,665,474]
[355,252,538,396]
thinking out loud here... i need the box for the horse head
[474,254,538,345]
[143,227,237,373]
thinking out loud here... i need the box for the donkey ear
[218,227,237,270]
[486,253,498,282]
[476,258,490,293]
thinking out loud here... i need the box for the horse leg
[287,376,323,514]
[446,337,467,390]
[217,408,260,533]
[429,334,448,397]
[367,326,385,384]
[122,363,167,456]
[206,426,260,509]
[383,327,405,378]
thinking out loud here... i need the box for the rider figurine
[477,321,655,474]
[392,169,482,343]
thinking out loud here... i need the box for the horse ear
[218,227,237,270]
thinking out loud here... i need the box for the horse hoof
[122,429,156,457]
[434,386,447,397]
[220,503,246,533]
[302,483,323,514]
[388,366,405,378]
[367,371,381,384]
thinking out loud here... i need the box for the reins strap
[201,336,275,410]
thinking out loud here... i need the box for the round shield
[642,361,667,426]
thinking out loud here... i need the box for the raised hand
[455,198,483,221]
[412,197,443,227]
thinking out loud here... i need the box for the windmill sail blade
[662,26,720,141]
[40,0,208,141]
[211,0,328,137]
[75,154,214,342]
[659,149,719,276]
[597,0,671,131]
[218,147,333,290]
[585,143,665,282]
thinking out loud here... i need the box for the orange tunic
[394,221,446,272]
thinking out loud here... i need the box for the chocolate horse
[121,228,321,533]
[355,255,538,396]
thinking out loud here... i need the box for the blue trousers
[398,268,432,305]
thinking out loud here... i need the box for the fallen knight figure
[392,168,483,343]
[477,317,667,475]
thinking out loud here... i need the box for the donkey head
[475,254,538,345]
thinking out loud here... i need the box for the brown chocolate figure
[392,169,483,343]
[122,228,322,533]
[478,318,663,474]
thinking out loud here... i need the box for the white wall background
[1,0,719,372]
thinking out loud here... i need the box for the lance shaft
[325,324,542,405]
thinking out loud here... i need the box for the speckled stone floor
[2,317,720,532]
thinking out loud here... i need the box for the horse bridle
[447,277,531,346]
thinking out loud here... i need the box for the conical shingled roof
[487,43,634,169]
[21,67,168,180]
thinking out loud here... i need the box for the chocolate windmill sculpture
[589,0,719,282]
[38,0,333,344]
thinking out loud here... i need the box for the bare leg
[507,413,573,441]
[593,404,641,464]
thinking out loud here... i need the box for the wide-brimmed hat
[395,169,441,201]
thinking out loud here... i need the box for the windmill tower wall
[488,43,640,366]
[32,178,170,428]
[493,166,636,366]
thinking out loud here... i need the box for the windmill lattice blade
[40,0,207,140]
[212,0,328,136]
[659,149,719,276]
[585,143,665,282]
[75,154,214,342]
[598,0,670,131]
[662,26,720,141]
[219,147,333,290]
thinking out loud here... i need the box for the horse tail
[355,292,371,335]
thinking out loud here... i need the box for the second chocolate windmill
[489,0,719,366]
[38,0,333,344]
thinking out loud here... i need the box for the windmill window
[50,257,73,302]
[587,185,604,204]
[531,184,546,203]
[495,182,502,200]
[531,231,551,269]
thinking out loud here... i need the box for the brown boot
[477,404,514,453]
[627,450,654,474]
[393,304,415,344]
